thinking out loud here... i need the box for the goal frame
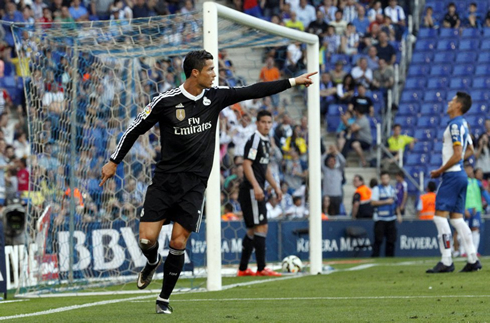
[202,2,321,291]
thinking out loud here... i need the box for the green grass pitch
[1,257,489,322]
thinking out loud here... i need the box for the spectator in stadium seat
[485,12,490,27]
[384,0,405,40]
[485,119,490,138]
[259,57,281,107]
[32,0,47,20]
[395,171,408,215]
[380,15,396,42]
[39,7,53,28]
[367,1,382,22]
[363,22,380,49]
[343,0,358,23]
[475,134,490,180]
[385,123,415,165]
[337,109,355,150]
[283,41,304,77]
[231,113,256,157]
[341,107,372,167]
[417,181,437,220]
[352,174,373,219]
[69,0,88,22]
[307,10,329,41]
[464,2,482,28]
[341,23,360,55]
[243,0,263,19]
[351,58,373,88]
[128,0,153,19]
[372,58,394,92]
[348,84,373,116]
[423,6,437,28]
[352,5,370,36]
[2,3,25,47]
[13,132,29,159]
[330,10,348,35]
[273,113,293,147]
[442,2,460,28]
[55,6,76,29]
[321,145,345,216]
[284,147,307,191]
[222,202,240,221]
[336,74,356,104]
[282,124,307,160]
[366,46,379,70]
[320,72,336,116]
[322,25,341,61]
[319,0,337,23]
[285,195,308,218]
[16,157,29,195]
[329,60,347,85]
[375,31,396,66]
[266,194,283,219]
[261,0,281,19]
[285,11,305,31]
[296,0,316,28]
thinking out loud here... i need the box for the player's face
[256,115,273,136]
[447,96,461,114]
[197,59,216,89]
[381,174,390,186]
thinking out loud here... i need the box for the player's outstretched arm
[293,71,318,87]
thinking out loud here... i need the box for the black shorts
[239,186,268,228]
[140,172,206,233]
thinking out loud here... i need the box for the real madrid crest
[176,109,185,121]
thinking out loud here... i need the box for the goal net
[11,3,320,297]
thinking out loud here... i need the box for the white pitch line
[0,300,28,304]
[346,264,378,271]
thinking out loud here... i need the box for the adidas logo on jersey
[203,97,211,106]
[175,103,184,108]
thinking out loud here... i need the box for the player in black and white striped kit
[99,50,317,314]
[238,110,283,277]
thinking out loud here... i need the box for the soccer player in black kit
[237,110,283,277]
[100,50,316,314]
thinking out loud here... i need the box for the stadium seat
[449,77,472,90]
[415,40,437,51]
[481,41,490,50]
[461,28,482,39]
[433,52,455,63]
[470,90,490,101]
[327,105,345,116]
[472,127,484,139]
[455,52,477,63]
[400,126,415,137]
[420,103,442,115]
[430,155,443,166]
[351,54,367,65]
[433,141,443,152]
[427,77,449,89]
[472,76,490,89]
[436,40,458,51]
[445,91,457,101]
[407,64,430,76]
[430,64,452,76]
[398,103,420,116]
[414,129,435,142]
[423,90,446,103]
[425,2,444,14]
[439,115,451,126]
[439,28,460,38]
[477,52,490,63]
[394,116,417,128]
[475,64,490,75]
[452,64,475,76]
[472,101,489,114]
[418,28,438,39]
[330,54,349,66]
[411,51,433,64]
[436,127,447,139]
[412,142,433,154]
[466,115,486,129]
[483,28,490,38]
[406,153,427,166]
[404,77,427,90]
[417,116,439,127]
[458,39,480,51]
[326,116,340,133]
[400,90,423,103]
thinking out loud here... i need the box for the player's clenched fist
[100,161,118,186]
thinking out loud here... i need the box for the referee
[100,50,316,314]
[237,110,283,277]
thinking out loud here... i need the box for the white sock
[458,235,465,255]
[157,296,169,303]
[450,218,477,264]
[472,230,480,254]
[433,216,452,266]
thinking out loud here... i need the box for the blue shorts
[465,210,481,229]
[435,171,468,214]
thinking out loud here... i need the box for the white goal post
[202,2,322,291]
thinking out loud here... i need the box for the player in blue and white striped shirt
[427,92,482,273]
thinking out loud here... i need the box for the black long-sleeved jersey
[241,131,270,190]
[110,79,291,180]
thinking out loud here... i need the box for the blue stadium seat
[477,52,490,63]
[439,116,451,126]
[475,64,490,75]
[445,91,457,101]
[398,103,420,116]
[417,116,440,127]
[423,90,446,103]
[466,115,486,129]
[452,64,475,76]
[472,76,490,89]
[330,54,349,66]
[455,1,468,13]
[436,39,458,51]
[472,127,484,139]
[400,126,415,137]
[411,51,433,64]
[418,28,438,39]
[407,64,430,76]
[430,154,443,166]
[439,28,460,38]
[412,142,433,154]
[484,28,490,37]
[427,77,449,89]
[415,39,437,51]
[470,90,490,101]
[326,116,340,133]
[433,141,443,152]
[406,153,427,166]
[474,1,488,13]
[404,77,427,90]
[455,52,477,63]
[436,128,447,139]
[420,103,442,115]
[414,129,435,141]
[472,101,489,114]
[370,91,384,109]
[327,105,345,116]
[400,90,423,103]
[433,52,455,63]
[458,39,480,51]
[449,77,472,90]
[430,64,452,76]
[425,2,445,14]
[481,41,490,50]
[394,116,417,128]
[461,28,482,39]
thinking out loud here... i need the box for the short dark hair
[369,178,378,188]
[470,2,477,7]
[380,171,390,177]
[355,174,364,183]
[396,171,405,178]
[448,2,456,8]
[393,123,401,129]
[224,203,233,213]
[257,110,272,122]
[456,91,472,114]
[427,181,437,192]
[183,50,213,78]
